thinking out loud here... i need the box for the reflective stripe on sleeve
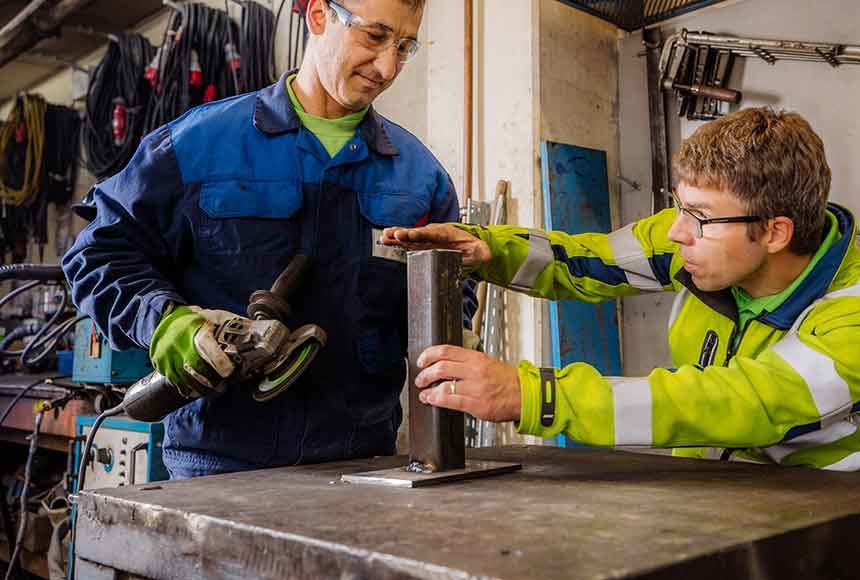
[764,419,858,464]
[608,376,653,446]
[509,229,554,291]
[823,450,860,471]
[771,334,853,426]
[607,224,664,292]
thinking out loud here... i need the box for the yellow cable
[0,94,47,207]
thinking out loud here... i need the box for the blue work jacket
[63,74,470,478]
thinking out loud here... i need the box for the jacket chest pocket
[196,179,303,256]
[194,180,304,297]
[354,191,428,375]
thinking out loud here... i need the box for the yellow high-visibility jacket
[457,203,860,470]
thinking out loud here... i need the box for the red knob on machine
[204,84,217,103]
[112,98,127,147]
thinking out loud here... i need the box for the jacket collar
[253,71,398,156]
[759,202,856,329]
[674,203,857,329]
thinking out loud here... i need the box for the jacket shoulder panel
[167,93,263,184]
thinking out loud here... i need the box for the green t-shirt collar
[732,211,840,328]
[285,74,368,158]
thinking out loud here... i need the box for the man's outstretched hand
[380,224,492,267]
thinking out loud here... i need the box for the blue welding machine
[72,318,153,384]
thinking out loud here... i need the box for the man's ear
[305,0,329,35]
[765,216,795,254]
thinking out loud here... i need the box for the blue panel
[73,318,153,384]
[73,415,168,493]
[540,141,622,447]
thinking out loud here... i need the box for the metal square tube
[407,250,465,472]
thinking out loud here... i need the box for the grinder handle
[122,371,190,422]
[247,254,310,322]
[270,254,310,299]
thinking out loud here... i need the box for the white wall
[667,0,860,215]
[618,0,860,374]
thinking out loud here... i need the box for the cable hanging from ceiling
[276,0,309,72]
[43,104,81,206]
[238,0,277,91]
[144,2,241,133]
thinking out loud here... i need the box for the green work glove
[149,304,237,398]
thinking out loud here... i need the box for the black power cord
[41,104,81,206]
[3,409,44,580]
[0,265,76,370]
[68,403,124,580]
[83,33,154,180]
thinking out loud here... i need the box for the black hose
[68,403,124,580]
[0,281,40,317]
[19,287,69,369]
[281,0,307,71]
[20,314,85,368]
[0,376,57,428]
[0,263,63,281]
[0,322,41,353]
[0,265,77,367]
[240,0,276,91]
[4,410,43,580]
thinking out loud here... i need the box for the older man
[64,0,472,479]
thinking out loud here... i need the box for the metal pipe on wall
[463,0,473,202]
[0,0,51,40]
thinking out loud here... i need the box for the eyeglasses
[327,0,420,64]
[670,190,763,238]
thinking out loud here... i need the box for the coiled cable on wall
[83,33,155,179]
[42,104,81,206]
[145,2,241,132]
[0,94,46,207]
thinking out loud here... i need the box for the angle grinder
[121,255,326,422]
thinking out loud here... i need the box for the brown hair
[349,0,426,11]
[673,107,831,255]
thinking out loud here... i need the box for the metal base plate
[341,460,521,488]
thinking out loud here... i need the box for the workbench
[74,445,860,579]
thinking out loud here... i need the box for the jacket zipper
[721,313,767,461]
[723,312,768,364]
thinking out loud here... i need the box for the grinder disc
[252,339,322,402]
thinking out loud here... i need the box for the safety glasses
[327,0,420,63]
[671,189,763,238]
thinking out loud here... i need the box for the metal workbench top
[75,445,860,579]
